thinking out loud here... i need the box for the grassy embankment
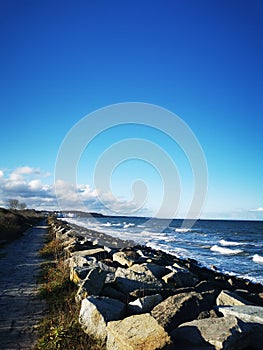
[35,217,104,350]
[0,207,45,244]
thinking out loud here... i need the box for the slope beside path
[0,221,48,349]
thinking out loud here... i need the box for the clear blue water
[63,215,263,285]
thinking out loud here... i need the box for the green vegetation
[35,222,104,350]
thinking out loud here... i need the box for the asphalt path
[0,221,48,349]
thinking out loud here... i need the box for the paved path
[0,221,48,349]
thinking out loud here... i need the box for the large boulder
[128,294,163,314]
[151,291,213,332]
[216,305,263,324]
[75,267,107,302]
[113,251,139,267]
[71,247,110,260]
[106,313,172,350]
[162,269,198,288]
[79,296,125,343]
[139,263,171,279]
[216,290,252,306]
[114,265,163,294]
[70,266,92,284]
[171,315,263,350]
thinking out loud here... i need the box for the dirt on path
[0,221,48,349]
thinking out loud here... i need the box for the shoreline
[64,219,263,290]
[50,216,263,349]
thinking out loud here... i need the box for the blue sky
[0,0,262,220]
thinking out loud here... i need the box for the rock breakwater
[50,217,263,350]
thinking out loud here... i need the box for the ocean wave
[219,239,243,246]
[210,245,243,255]
[175,228,191,233]
[252,254,263,263]
[123,222,135,229]
[101,222,112,227]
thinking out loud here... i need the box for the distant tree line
[7,199,27,210]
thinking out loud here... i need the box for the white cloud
[0,166,149,215]
[13,166,40,175]
[0,170,4,178]
[249,207,263,212]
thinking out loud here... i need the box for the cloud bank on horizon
[0,166,262,221]
[0,166,146,216]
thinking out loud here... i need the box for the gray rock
[114,265,163,294]
[216,305,263,324]
[128,294,163,314]
[171,315,263,350]
[69,254,97,268]
[216,290,252,306]
[113,251,138,267]
[101,285,127,302]
[151,291,203,332]
[71,247,109,260]
[77,267,107,298]
[141,263,171,279]
[70,266,92,284]
[79,296,125,343]
[106,313,172,350]
[162,267,198,288]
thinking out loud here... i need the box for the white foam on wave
[123,222,135,229]
[101,222,112,227]
[175,228,191,233]
[252,254,263,263]
[219,239,243,246]
[210,245,243,255]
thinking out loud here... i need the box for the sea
[62,215,263,285]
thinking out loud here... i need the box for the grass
[35,223,105,350]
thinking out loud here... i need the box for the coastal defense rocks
[114,265,163,293]
[49,218,263,349]
[216,290,252,306]
[112,251,139,267]
[128,294,163,314]
[77,267,107,299]
[151,292,202,332]
[106,314,172,350]
[171,315,263,350]
[79,296,125,343]
[217,305,263,324]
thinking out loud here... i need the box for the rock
[79,296,125,343]
[70,266,92,284]
[69,253,97,268]
[216,290,252,306]
[235,289,263,307]
[216,305,263,324]
[142,263,171,279]
[128,294,163,314]
[151,292,203,332]
[101,285,127,302]
[114,266,163,294]
[106,313,172,350]
[195,280,220,293]
[113,251,138,267]
[171,315,263,350]
[162,267,198,288]
[162,271,198,288]
[197,309,218,320]
[129,287,179,301]
[77,267,107,298]
[71,247,110,260]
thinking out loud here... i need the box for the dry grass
[35,225,105,350]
